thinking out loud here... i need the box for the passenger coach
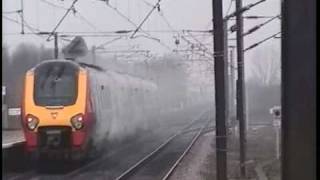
[21,59,157,160]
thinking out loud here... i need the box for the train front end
[21,60,94,160]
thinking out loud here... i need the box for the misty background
[2,0,281,128]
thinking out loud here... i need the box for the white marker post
[2,86,8,129]
[270,106,281,159]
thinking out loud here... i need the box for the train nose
[38,127,72,149]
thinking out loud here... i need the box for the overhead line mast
[235,0,247,177]
[212,0,228,180]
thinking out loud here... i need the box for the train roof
[33,59,157,90]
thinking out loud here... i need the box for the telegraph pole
[54,33,59,59]
[212,0,227,180]
[20,0,24,34]
[235,0,247,177]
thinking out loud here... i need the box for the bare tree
[2,45,11,86]
[7,43,42,106]
[246,45,281,123]
[249,45,281,86]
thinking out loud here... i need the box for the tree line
[2,43,54,107]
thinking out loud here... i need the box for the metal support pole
[54,33,59,59]
[212,0,227,180]
[229,46,236,119]
[282,0,316,179]
[224,20,229,130]
[229,46,236,133]
[275,123,280,159]
[20,0,24,34]
[235,0,247,177]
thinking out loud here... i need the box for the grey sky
[2,0,281,81]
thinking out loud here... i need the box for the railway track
[115,110,213,180]
[6,131,158,180]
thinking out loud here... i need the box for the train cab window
[34,62,78,106]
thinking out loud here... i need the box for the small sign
[8,108,21,116]
[273,119,281,127]
[270,106,281,119]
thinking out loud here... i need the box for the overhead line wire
[40,0,99,31]
[102,3,173,50]
[3,14,40,33]
[130,0,164,38]
[106,3,152,37]
[225,0,234,16]
[46,0,79,41]
[243,15,280,36]
[40,0,69,10]
[74,10,99,31]
[3,15,20,25]
[244,31,281,52]
[2,10,22,14]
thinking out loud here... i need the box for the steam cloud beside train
[78,53,208,149]
[3,44,212,149]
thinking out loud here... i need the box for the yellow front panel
[23,69,88,132]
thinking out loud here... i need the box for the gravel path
[168,125,281,180]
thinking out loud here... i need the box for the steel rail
[64,138,144,179]
[161,117,212,180]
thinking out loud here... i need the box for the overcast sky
[2,0,281,82]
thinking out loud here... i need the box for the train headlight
[71,113,84,130]
[25,114,39,131]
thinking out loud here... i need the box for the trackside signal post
[212,0,227,180]
[270,106,281,159]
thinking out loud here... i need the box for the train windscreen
[33,61,79,106]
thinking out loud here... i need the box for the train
[21,59,158,160]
